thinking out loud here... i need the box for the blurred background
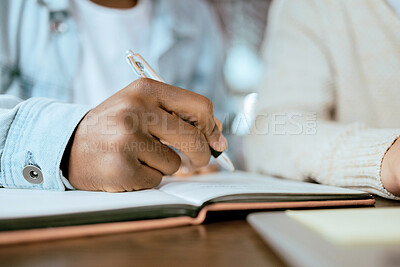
[210,0,272,135]
[208,0,272,168]
[210,0,271,95]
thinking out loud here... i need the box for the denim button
[22,165,44,184]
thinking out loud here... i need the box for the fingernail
[213,135,227,152]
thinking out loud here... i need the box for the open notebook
[0,172,374,245]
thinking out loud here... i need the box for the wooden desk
[0,197,398,267]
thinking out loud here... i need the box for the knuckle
[201,97,214,115]
[130,78,154,96]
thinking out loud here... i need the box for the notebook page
[159,171,367,206]
[0,188,191,219]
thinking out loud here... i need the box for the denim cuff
[0,98,90,190]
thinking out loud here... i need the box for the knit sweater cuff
[318,126,400,200]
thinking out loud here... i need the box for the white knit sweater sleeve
[245,0,400,200]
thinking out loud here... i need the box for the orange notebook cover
[0,172,374,245]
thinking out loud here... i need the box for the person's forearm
[245,116,400,199]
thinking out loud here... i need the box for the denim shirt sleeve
[0,96,90,190]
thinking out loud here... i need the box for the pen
[125,49,235,172]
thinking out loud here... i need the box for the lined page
[159,171,367,206]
